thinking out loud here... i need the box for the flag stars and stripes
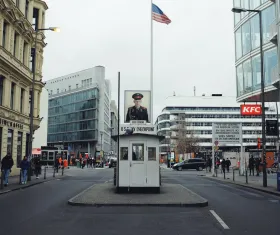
[152,3,171,24]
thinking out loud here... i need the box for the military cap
[132,93,143,100]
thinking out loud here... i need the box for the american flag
[152,3,171,25]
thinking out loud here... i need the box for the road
[0,167,279,235]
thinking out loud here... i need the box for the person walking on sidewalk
[33,156,41,179]
[20,156,29,184]
[225,158,231,173]
[221,158,226,174]
[249,155,255,176]
[255,157,261,176]
[1,153,14,187]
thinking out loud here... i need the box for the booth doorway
[129,141,147,186]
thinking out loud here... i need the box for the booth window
[120,147,128,160]
[132,144,144,161]
[148,147,156,161]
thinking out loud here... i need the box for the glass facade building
[47,88,99,143]
[233,0,278,101]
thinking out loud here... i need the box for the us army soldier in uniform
[125,93,149,123]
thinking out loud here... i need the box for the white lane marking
[269,199,279,203]
[210,210,230,230]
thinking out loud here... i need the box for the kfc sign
[240,105,262,116]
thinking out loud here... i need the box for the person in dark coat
[221,159,226,174]
[1,153,14,186]
[225,158,231,172]
[255,157,261,176]
[125,93,149,123]
[20,156,30,184]
[249,155,255,176]
[33,156,41,179]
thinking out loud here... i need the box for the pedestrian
[55,156,59,172]
[87,158,89,168]
[225,158,231,172]
[221,158,226,174]
[93,158,96,168]
[20,156,29,184]
[33,156,41,179]
[207,157,212,172]
[1,153,14,187]
[249,155,255,176]
[255,157,261,176]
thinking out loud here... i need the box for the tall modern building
[233,0,278,102]
[110,100,118,156]
[156,95,279,157]
[45,66,111,157]
[0,0,48,173]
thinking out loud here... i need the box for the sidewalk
[0,167,65,195]
[205,169,280,196]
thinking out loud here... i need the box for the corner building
[233,0,278,102]
[0,0,48,173]
[45,66,112,157]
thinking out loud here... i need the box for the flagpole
[150,0,154,124]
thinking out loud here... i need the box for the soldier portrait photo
[124,91,151,123]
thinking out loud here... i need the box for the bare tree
[175,114,200,154]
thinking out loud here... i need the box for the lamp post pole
[27,27,60,181]
[232,8,267,187]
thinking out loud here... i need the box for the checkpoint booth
[112,124,164,193]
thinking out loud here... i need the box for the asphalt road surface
[0,167,279,235]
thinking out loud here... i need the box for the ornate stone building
[0,0,48,174]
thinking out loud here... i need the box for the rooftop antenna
[194,86,196,96]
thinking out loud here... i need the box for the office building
[110,100,118,156]
[45,66,111,157]
[0,0,48,173]
[156,95,279,157]
[233,0,278,102]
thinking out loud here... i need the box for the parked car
[172,158,206,171]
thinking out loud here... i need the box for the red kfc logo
[240,104,262,116]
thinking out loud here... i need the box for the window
[148,147,156,161]
[33,8,39,30]
[16,0,20,7]
[11,83,15,109]
[242,21,251,56]
[250,0,260,9]
[14,32,19,57]
[243,59,253,93]
[0,76,4,105]
[233,0,241,25]
[251,14,260,50]
[252,54,261,90]
[7,129,13,155]
[57,88,59,94]
[132,144,144,161]
[76,84,78,88]
[235,28,242,60]
[17,132,23,167]
[69,85,71,91]
[23,42,28,65]
[262,4,276,44]
[236,64,243,97]
[2,21,8,48]
[120,147,128,160]
[25,0,29,17]
[264,48,277,85]
[20,88,24,113]
[240,0,249,18]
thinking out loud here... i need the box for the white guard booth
[112,124,164,193]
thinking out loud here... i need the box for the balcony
[269,19,277,45]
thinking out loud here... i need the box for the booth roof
[111,133,165,142]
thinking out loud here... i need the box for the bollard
[44,167,47,180]
[19,170,22,185]
[245,169,248,184]
[1,170,4,189]
[62,167,64,176]
[53,167,55,178]
[233,170,235,181]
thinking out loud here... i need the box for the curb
[204,176,280,197]
[0,176,63,195]
[67,184,208,208]
[67,200,208,207]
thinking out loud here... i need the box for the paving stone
[68,183,208,207]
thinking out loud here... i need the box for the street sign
[266,120,278,136]
[212,123,242,145]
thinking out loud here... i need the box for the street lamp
[28,27,60,181]
[232,7,267,187]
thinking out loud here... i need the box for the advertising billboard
[124,90,151,123]
[240,104,262,116]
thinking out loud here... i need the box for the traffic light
[257,138,262,149]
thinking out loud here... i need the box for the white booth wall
[118,135,160,188]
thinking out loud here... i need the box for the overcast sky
[43,0,235,120]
